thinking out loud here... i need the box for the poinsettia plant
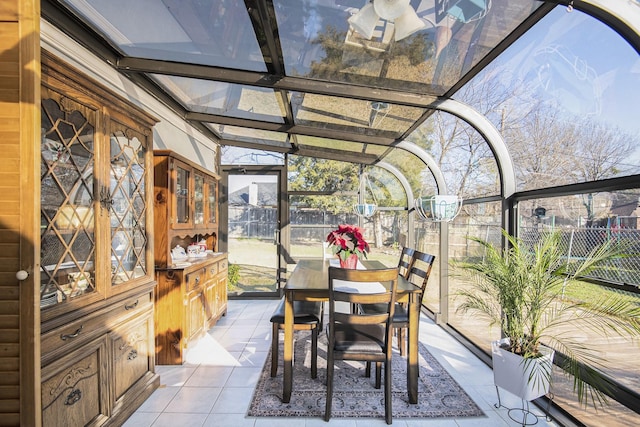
[326,224,370,261]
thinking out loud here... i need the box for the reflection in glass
[151,75,286,122]
[458,7,640,191]
[40,98,96,307]
[207,179,217,224]
[110,132,148,285]
[194,174,204,225]
[62,0,266,71]
[273,0,539,94]
[175,165,190,224]
[289,92,424,136]
[221,146,285,166]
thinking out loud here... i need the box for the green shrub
[227,263,240,290]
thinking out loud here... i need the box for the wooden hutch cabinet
[39,51,159,426]
[153,151,227,365]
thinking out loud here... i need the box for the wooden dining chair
[394,250,435,355]
[361,250,436,356]
[397,246,416,279]
[325,266,398,425]
[270,299,324,379]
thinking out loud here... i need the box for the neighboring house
[228,182,277,207]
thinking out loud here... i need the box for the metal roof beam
[116,57,444,106]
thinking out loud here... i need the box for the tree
[288,156,358,214]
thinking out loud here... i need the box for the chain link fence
[519,226,640,287]
[435,221,640,289]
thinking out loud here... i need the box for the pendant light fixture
[414,194,463,222]
[348,0,426,42]
[353,170,378,218]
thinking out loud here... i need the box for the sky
[498,7,640,136]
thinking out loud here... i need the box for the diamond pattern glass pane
[110,132,148,285]
[194,174,204,225]
[40,98,96,308]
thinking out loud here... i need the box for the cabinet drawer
[42,312,108,359]
[41,292,153,359]
[205,262,218,280]
[111,315,153,401]
[42,337,109,426]
[110,292,154,320]
[217,258,228,272]
[185,268,205,291]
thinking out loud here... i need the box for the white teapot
[171,245,187,261]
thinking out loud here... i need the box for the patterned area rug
[248,332,485,419]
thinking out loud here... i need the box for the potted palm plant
[453,229,640,409]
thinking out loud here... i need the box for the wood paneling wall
[0,1,41,426]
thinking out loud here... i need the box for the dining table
[282,258,422,404]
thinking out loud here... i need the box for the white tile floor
[124,299,558,427]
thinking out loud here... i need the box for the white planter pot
[491,338,555,401]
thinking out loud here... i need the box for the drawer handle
[60,325,83,341]
[195,277,200,284]
[125,299,139,310]
[128,349,138,360]
[64,389,82,406]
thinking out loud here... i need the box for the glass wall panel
[404,111,500,198]
[458,7,640,191]
[446,201,503,354]
[384,147,437,202]
[288,157,410,265]
[412,220,440,314]
[518,190,640,287]
[289,195,358,260]
[518,193,640,427]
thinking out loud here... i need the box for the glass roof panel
[274,0,541,94]
[296,135,365,153]
[368,167,406,206]
[384,145,438,199]
[62,0,266,71]
[152,75,286,122]
[207,124,290,148]
[405,111,500,198]
[458,7,640,192]
[290,92,425,136]
[221,146,285,166]
[296,135,391,156]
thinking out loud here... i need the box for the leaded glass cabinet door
[40,96,98,309]
[172,159,192,228]
[194,172,205,226]
[109,128,150,287]
[40,90,154,311]
[206,176,218,228]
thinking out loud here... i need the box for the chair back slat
[406,251,436,302]
[397,247,416,279]
[335,311,390,325]
[328,266,398,349]
[325,266,399,424]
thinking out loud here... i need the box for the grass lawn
[227,238,401,294]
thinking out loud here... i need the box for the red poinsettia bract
[326,224,370,261]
